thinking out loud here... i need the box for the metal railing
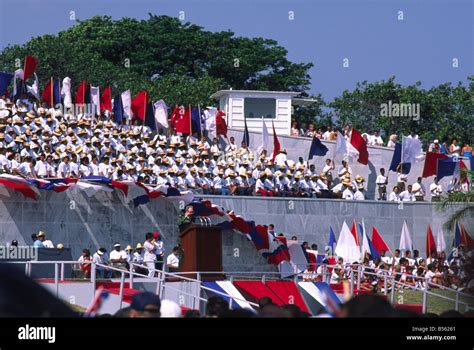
[4,260,473,314]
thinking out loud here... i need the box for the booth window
[244,98,276,118]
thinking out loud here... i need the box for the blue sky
[0,0,472,100]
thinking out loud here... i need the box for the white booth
[210,89,315,136]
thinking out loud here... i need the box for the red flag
[351,220,359,246]
[41,78,53,107]
[371,226,389,253]
[271,120,280,162]
[426,224,437,258]
[75,81,89,104]
[171,105,191,133]
[23,55,39,81]
[131,90,148,121]
[350,128,369,165]
[216,110,227,136]
[100,86,112,112]
[422,152,448,178]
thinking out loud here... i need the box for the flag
[90,86,100,116]
[258,117,269,154]
[335,131,348,157]
[350,220,360,246]
[308,136,328,160]
[371,226,390,253]
[203,107,217,136]
[402,136,424,164]
[436,225,446,253]
[191,107,202,134]
[216,110,227,137]
[26,73,39,100]
[389,143,411,174]
[171,105,191,134]
[362,229,381,260]
[399,220,413,251]
[242,115,250,147]
[328,226,337,255]
[131,90,148,121]
[335,221,360,263]
[13,69,24,97]
[144,102,157,131]
[272,120,280,162]
[0,72,13,96]
[23,55,38,81]
[41,78,60,107]
[422,152,448,178]
[349,128,369,165]
[154,100,169,129]
[437,157,457,180]
[112,95,124,124]
[426,224,437,259]
[60,77,72,108]
[121,90,132,120]
[100,86,112,112]
[75,80,90,105]
[460,224,474,250]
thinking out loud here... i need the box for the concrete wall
[226,128,449,201]
[1,188,471,269]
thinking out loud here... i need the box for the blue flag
[308,136,328,160]
[191,107,202,134]
[113,94,124,124]
[0,72,13,96]
[389,143,411,174]
[328,226,336,254]
[145,103,157,131]
[242,116,250,147]
[437,157,457,180]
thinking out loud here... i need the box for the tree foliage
[0,14,312,107]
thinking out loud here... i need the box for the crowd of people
[304,245,472,292]
[0,96,471,201]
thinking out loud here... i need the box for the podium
[179,224,224,280]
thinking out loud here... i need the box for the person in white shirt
[166,246,180,273]
[430,177,443,202]
[143,232,157,277]
[92,248,112,278]
[109,242,128,272]
[369,131,383,146]
[376,168,388,200]
[399,185,416,202]
[57,155,71,177]
[34,153,48,178]
[388,186,401,202]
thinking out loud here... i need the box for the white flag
[13,69,24,96]
[90,86,100,116]
[335,131,348,157]
[27,73,40,100]
[402,136,424,163]
[258,117,269,154]
[61,77,72,108]
[154,100,169,129]
[437,225,446,253]
[203,107,217,137]
[121,90,132,120]
[399,220,413,251]
[335,221,360,263]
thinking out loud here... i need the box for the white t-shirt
[167,253,179,269]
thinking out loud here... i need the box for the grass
[384,288,474,315]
